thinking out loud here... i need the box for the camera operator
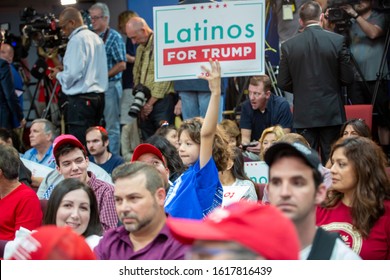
[49,7,108,147]
[126,17,174,141]
[0,38,26,130]
[340,0,390,148]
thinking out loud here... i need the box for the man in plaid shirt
[89,3,127,156]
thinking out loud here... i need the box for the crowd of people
[0,0,389,260]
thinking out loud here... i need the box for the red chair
[344,105,373,131]
[254,183,266,201]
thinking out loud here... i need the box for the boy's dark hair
[54,144,87,166]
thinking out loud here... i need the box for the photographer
[340,0,390,149]
[49,7,108,147]
[126,17,174,141]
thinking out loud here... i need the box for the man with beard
[265,142,361,259]
[85,126,124,175]
[94,162,188,260]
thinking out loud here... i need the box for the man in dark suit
[277,1,353,164]
[0,39,25,129]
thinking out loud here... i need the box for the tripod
[334,20,372,105]
[41,79,59,120]
[372,26,390,108]
[14,62,39,121]
[25,74,60,124]
[265,56,283,97]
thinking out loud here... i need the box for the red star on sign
[216,4,220,8]
[224,4,227,8]
[193,6,196,10]
[208,5,212,9]
[201,5,204,9]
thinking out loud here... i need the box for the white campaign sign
[153,0,265,81]
[222,185,251,207]
[244,161,269,184]
[21,158,54,178]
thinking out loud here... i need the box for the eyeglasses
[90,15,104,21]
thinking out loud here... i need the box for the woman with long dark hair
[44,178,103,249]
[317,137,390,259]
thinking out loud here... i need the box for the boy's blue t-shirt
[165,157,223,220]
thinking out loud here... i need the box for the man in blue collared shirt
[22,119,57,169]
[49,7,108,147]
[89,3,127,156]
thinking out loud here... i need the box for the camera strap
[140,34,154,85]
[102,28,110,44]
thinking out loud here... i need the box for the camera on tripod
[128,84,152,118]
[20,7,67,50]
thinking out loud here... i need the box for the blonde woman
[259,125,285,160]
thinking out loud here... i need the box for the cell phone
[242,141,258,150]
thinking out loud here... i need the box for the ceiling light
[61,0,77,5]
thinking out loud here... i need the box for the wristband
[353,14,359,19]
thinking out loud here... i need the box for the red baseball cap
[167,201,300,260]
[53,134,87,156]
[131,143,166,166]
[8,226,96,260]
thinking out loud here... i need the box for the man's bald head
[127,17,147,30]
[59,7,84,38]
[0,43,14,63]
[60,7,84,26]
[126,16,152,45]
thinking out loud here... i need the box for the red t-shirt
[316,201,390,260]
[0,183,42,240]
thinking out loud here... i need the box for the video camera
[0,23,29,62]
[326,0,360,23]
[20,7,67,51]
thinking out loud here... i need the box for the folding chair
[344,104,373,131]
